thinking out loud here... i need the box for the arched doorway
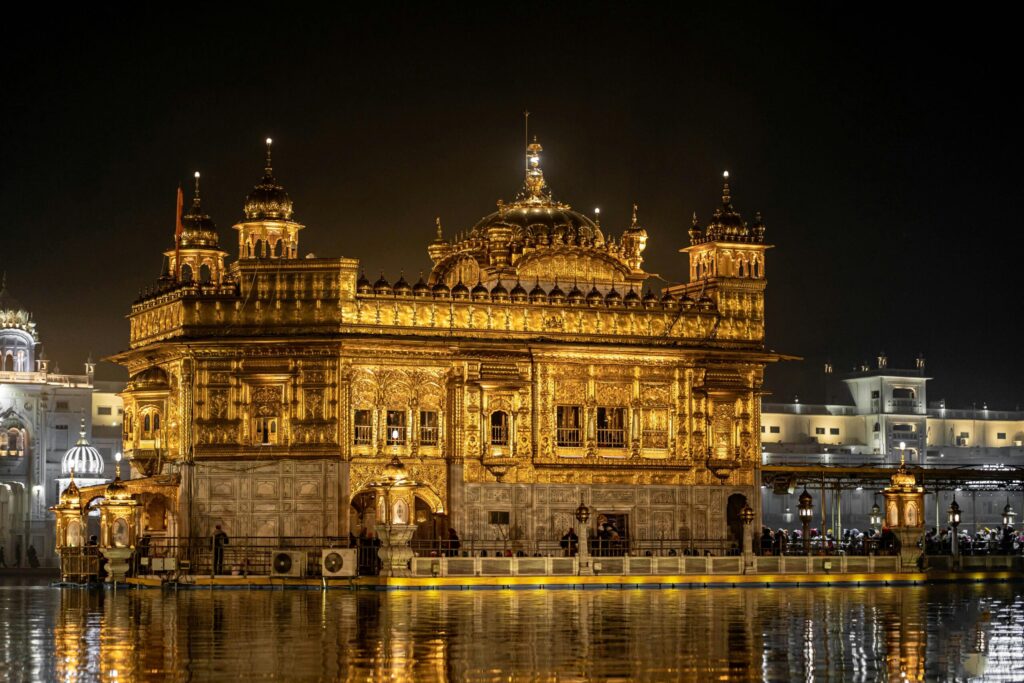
[726,493,748,552]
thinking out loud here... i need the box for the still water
[1,580,1023,682]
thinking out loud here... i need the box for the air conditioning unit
[270,550,305,577]
[321,548,358,577]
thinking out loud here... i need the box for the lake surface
[1,579,1022,681]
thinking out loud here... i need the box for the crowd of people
[757,526,899,556]
[923,525,1023,555]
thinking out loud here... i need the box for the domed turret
[547,280,565,304]
[623,286,641,308]
[129,365,169,391]
[471,278,490,301]
[642,288,659,308]
[605,286,623,306]
[356,271,373,294]
[528,280,547,303]
[234,139,304,260]
[373,273,392,295]
[431,280,451,298]
[586,284,604,306]
[0,275,37,372]
[179,173,219,248]
[490,279,509,301]
[566,282,584,305]
[691,172,766,245]
[393,273,412,296]
[510,279,528,302]
[412,274,431,297]
[59,472,82,507]
[244,139,294,221]
[451,279,470,300]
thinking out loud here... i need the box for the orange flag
[174,184,183,279]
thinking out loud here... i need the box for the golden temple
[108,134,783,549]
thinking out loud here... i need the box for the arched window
[490,411,509,446]
[199,263,212,283]
[142,411,161,440]
[180,263,194,282]
[3,354,13,372]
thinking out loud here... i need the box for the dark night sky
[2,6,1020,408]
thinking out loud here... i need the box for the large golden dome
[427,138,649,288]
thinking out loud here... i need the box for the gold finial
[692,211,699,226]
[594,207,601,225]
[265,138,274,175]
[722,170,731,205]
[193,171,201,200]
[435,217,443,240]
[631,203,639,227]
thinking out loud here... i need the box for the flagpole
[174,183,183,280]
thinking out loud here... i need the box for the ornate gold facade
[112,137,782,546]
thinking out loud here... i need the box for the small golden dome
[244,139,294,221]
[179,173,219,248]
[60,475,82,506]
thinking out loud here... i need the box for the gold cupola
[234,138,305,259]
[165,172,228,284]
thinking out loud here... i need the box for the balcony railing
[353,425,372,445]
[420,426,439,446]
[597,428,626,448]
[490,425,509,446]
[556,427,582,447]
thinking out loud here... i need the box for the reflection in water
[0,582,1021,681]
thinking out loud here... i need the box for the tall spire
[264,137,274,177]
[721,170,731,206]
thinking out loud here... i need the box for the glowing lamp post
[1002,499,1016,528]
[371,429,419,577]
[798,489,813,556]
[740,502,755,569]
[948,498,961,561]
[575,498,592,575]
[870,500,882,531]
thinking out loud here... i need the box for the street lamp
[798,489,813,556]
[574,498,591,575]
[740,502,755,559]
[948,498,961,559]
[1002,498,1016,528]
[870,500,882,530]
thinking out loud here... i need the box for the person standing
[14,542,21,568]
[0,545,7,568]
[27,545,39,569]
[447,527,461,557]
[212,525,229,575]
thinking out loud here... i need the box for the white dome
[61,424,105,476]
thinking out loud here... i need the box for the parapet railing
[411,554,905,577]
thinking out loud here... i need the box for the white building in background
[761,354,1024,534]
[0,280,125,566]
